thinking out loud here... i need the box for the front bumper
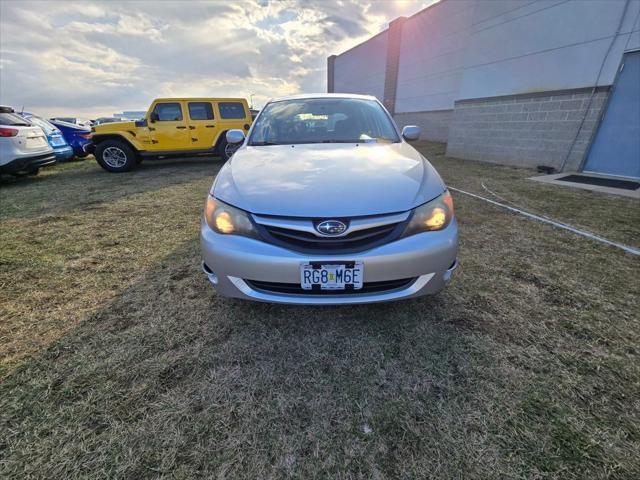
[71,141,91,156]
[200,219,458,304]
[0,152,57,174]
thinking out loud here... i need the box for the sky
[0,0,435,118]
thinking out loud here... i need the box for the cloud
[0,0,432,118]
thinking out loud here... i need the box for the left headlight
[400,190,454,238]
[204,196,259,239]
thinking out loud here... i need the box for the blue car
[17,113,74,161]
[49,119,92,158]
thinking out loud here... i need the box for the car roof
[152,97,248,102]
[269,93,378,103]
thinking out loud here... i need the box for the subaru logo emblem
[316,220,347,236]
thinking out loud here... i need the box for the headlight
[204,196,259,239]
[401,190,454,238]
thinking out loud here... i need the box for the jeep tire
[95,140,137,172]
[219,136,239,161]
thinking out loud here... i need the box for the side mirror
[149,112,159,123]
[226,129,245,144]
[402,125,421,142]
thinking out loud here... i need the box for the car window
[25,116,57,134]
[0,112,31,126]
[152,103,183,121]
[218,102,246,119]
[248,98,400,145]
[188,102,214,120]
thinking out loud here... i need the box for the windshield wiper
[249,141,282,146]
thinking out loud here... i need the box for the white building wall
[333,31,388,101]
[626,4,640,51]
[332,0,640,108]
[330,0,640,162]
[459,0,640,100]
[395,0,474,113]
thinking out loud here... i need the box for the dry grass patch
[1,148,638,479]
[417,141,640,248]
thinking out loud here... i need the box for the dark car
[49,119,92,158]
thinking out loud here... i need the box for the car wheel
[219,137,239,161]
[95,140,137,172]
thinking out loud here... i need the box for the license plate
[300,262,364,290]
[26,136,47,148]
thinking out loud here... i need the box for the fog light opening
[202,262,218,285]
[443,260,458,282]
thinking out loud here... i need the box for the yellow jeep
[91,98,252,172]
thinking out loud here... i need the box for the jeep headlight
[204,196,259,239]
[401,191,454,237]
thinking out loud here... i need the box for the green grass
[1,146,638,479]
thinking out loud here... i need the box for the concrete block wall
[393,110,453,143]
[446,88,610,171]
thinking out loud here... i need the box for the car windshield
[26,116,57,134]
[248,98,400,146]
[0,112,31,126]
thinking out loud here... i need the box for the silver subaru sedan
[200,94,458,304]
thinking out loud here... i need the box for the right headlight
[204,196,259,239]
[400,190,454,238]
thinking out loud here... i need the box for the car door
[186,101,218,150]
[147,101,190,151]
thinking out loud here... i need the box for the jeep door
[147,101,190,151]
[185,101,218,151]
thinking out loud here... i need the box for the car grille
[246,278,416,295]
[254,215,409,254]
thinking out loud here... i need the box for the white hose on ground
[448,186,640,257]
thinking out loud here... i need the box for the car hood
[93,121,136,133]
[51,121,90,133]
[212,142,446,217]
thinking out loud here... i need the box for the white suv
[0,106,56,176]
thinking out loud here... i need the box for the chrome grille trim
[251,211,411,254]
[252,211,410,238]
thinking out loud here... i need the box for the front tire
[95,140,137,172]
